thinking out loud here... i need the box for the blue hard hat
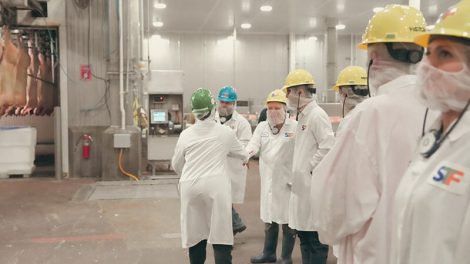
[217,86,238,102]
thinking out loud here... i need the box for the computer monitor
[150,109,168,124]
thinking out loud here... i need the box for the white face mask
[340,95,365,116]
[267,109,286,126]
[417,57,470,112]
[218,105,234,117]
[368,59,411,96]
[287,92,313,109]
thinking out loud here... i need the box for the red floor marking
[30,233,123,244]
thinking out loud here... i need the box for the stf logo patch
[428,162,469,195]
[432,166,464,186]
[285,132,294,138]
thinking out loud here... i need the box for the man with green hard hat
[172,88,249,264]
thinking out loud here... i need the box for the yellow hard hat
[265,89,287,105]
[282,69,316,93]
[358,5,426,49]
[332,66,368,91]
[415,1,470,47]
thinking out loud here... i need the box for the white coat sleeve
[454,202,470,263]
[237,118,253,147]
[228,130,249,163]
[245,124,263,159]
[311,115,379,245]
[309,111,335,171]
[171,136,186,176]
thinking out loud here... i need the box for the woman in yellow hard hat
[332,65,369,117]
[311,5,431,264]
[246,89,297,264]
[391,1,470,263]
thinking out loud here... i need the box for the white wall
[143,32,368,111]
[144,33,288,113]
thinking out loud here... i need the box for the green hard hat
[191,88,215,113]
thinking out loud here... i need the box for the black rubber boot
[213,244,233,264]
[189,240,207,264]
[311,231,329,264]
[232,206,246,235]
[298,231,311,264]
[250,223,279,263]
[276,224,296,264]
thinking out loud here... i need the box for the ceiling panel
[145,0,460,35]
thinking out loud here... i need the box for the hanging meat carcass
[0,26,20,116]
[20,37,39,115]
[11,37,30,116]
[35,50,53,116]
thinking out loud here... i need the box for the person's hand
[243,160,250,169]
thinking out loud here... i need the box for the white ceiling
[145,0,458,35]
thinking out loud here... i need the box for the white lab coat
[246,119,297,224]
[216,110,252,204]
[288,100,335,231]
[391,114,470,264]
[172,118,248,248]
[311,75,431,264]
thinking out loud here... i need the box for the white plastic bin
[0,126,37,178]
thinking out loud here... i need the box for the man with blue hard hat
[216,86,253,235]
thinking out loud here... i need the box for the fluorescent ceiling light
[426,25,435,31]
[241,23,252,29]
[309,36,318,41]
[260,5,273,12]
[153,21,164,27]
[335,24,346,30]
[373,7,384,13]
[154,2,167,9]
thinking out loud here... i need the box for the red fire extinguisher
[82,134,93,159]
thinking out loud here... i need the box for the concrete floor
[0,162,336,264]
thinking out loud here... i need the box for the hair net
[195,109,214,121]
[267,109,286,126]
[416,45,470,112]
[367,43,416,95]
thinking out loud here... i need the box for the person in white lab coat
[310,5,430,264]
[391,2,470,263]
[172,88,248,264]
[282,69,335,264]
[246,90,297,264]
[215,86,253,235]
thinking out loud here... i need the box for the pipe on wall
[119,0,126,130]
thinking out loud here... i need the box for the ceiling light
[426,25,435,31]
[309,36,318,41]
[241,23,252,29]
[373,7,384,13]
[154,2,166,9]
[153,21,164,27]
[335,24,346,30]
[260,5,273,12]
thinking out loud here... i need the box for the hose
[118,149,139,181]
